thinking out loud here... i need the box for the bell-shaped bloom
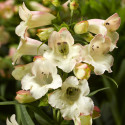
[21,57,62,99]
[15,3,55,39]
[43,27,82,73]
[88,13,120,51]
[82,34,114,75]
[15,90,36,103]
[0,26,10,47]
[48,76,94,121]
[12,37,49,64]
[6,114,18,125]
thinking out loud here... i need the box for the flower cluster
[12,2,120,125]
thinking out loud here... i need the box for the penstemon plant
[6,0,121,125]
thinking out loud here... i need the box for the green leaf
[0,101,19,105]
[39,95,48,107]
[20,105,35,125]
[27,105,55,125]
[88,87,110,97]
[102,75,118,88]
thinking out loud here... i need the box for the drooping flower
[15,3,55,39]
[21,57,62,99]
[82,34,114,75]
[88,13,120,51]
[6,114,18,125]
[48,76,94,122]
[12,37,49,64]
[43,27,82,73]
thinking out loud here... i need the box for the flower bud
[73,63,91,80]
[51,0,60,7]
[37,27,54,41]
[15,90,36,103]
[92,106,101,119]
[70,0,79,10]
[104,13,121,32]
[42,0,51,5]
[74,21,89,34]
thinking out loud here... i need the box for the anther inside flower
[44,27,82,73]
[56,42,69,58]
[66,87,80,102]
[82,34,113,75]
[49,76,94,120]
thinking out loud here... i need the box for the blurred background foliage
[0,0,125,125]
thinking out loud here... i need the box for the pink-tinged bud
[37,27,54,41]
[51,0,60,7]
[33,56,45,62]
[74,21,89,34]
[73,63,91,80]
[70,0,79,10]
[15,90,36,103]
[92,106,101,119]
[104,13,121,32]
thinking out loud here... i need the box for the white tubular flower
[82,34,114,75]
[48,76,94,120]
[15,3,55,39]
[44,27,82,73]
[6,114,18,125]
[12,37,49,64]
[21,57,62,99]
[88,13,120,51]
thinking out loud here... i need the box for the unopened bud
[51,0,60,7]
[42,0,51,5]
[37,27,54,41]
[70,0,79,10]
[73,63,91,80]
[15,90,36,103]
[92,106,101,119]
[74,21,89,34]
[104,13,121,32]
[33,56,45,62]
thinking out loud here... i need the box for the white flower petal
[77,96,94,115]
[59,27,74,45]
[88,19,107,35]
[15,21,28,39]
[6,114,18,125]
[79,79,90,96]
